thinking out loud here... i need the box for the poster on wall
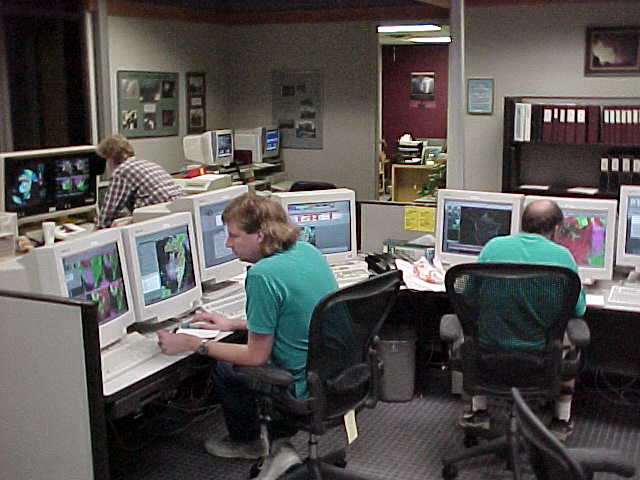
[272,71,323,149]
[186,72,206,133]
[117,71,179,138]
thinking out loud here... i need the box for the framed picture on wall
[467,78,494,115]
[585,26,640,76]
[410,72,435,101]
[186,72,206,133]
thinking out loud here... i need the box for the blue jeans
[211,360,298,443]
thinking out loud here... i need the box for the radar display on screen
[556,209,607,268]
[287,200,351,255]
[5,158,49,214]
[135,225,196,306]
[62,242,129,324]
[442,199,512,255]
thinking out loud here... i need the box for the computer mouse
[190,321,213,329]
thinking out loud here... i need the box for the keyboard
[608,285,640,306]
[331,261,371,288]
[101,331,162,382]
[201,290,247,319]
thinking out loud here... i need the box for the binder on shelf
[609,156,620,195]
[587,105,600,144]
[614,107,623,145]
[633,109,640,145]
[575,107,587,144]
[513,103,532,142]
[557,107,567,144]
[622,157,633,186]
[552,107,560,143]
[602,108,611,144]
[620,107,629,145]
[565,108,577,144]
[599,157,609,193]
[633,159,640,185]
[531,104,543,142]
[542,106,553,142]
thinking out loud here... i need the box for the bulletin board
[116,70,179,138]
[272,71,323,149]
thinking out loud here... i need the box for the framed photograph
[410,72,435,101]
[186,72,206,133]
[467,78,494,115]
[585,26,640,76]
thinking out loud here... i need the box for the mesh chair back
[510,387,586,480]
[445,263,581,398]
[305,270,402,428]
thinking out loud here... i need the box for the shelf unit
[502,97,640,199]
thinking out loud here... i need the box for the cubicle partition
[0,290,109,480]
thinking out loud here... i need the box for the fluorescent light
[377,25,441,33]
[408,36,451,43]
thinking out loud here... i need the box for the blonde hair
[97,134,135,165]
[223,193,299,257]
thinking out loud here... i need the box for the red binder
[575,107,587,144]
[557,107,567,144]
[565,108,577,144]
[542,106,553,143]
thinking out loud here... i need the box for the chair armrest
[568,447,636,478]
[566,318,590,347]
[234,365,294,387]
[440,314,463,343]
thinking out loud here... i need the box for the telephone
[365,252,398,274]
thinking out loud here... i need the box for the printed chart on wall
[117,71,179,138]
[272,71,323,149]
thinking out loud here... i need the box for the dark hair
[96,134,135,165]
[222,193,299,257]
[521,200,564,236]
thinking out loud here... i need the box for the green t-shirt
[246,241,338,398]
[475,233,586,350]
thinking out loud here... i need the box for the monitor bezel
[272,188,358,265]
[214,130,234,161]
[121,212,202,324]
[616,185,640,269]
[525,195,618,283]
[435,189,524,266]
[169,185,249,285]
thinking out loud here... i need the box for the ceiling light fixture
[377,25,441,33]
[408,36,451,43]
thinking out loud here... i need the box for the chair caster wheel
[442,464,458,479]
[464,434,478,448]
[333,459,347,468]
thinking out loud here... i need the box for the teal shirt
[245,241,338,398]
[476,233,586,349]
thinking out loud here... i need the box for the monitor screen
[216,133,233,158]
[624,195,640,255]
[62,241,129,325]
[272,188,358,264]
[616,186,640,271]
[199,201,236,268]
[135,224,197,306]
[55,155,95,210]
[265,129,279,152]
[435,189,524,266]
[4,156,50,216]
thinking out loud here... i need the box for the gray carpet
[109,369,640,480]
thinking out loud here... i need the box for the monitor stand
[201,279,244,303]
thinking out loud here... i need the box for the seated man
[460,199,586,442]
[157,193,338,478]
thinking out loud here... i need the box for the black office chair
[439,263,590,479]
[289,181,336,192]
[510,387,635,480]
[236,269,403,479]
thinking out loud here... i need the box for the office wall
[464,1,640,192]
[227,22,379,200]
[106,17,231,173]
[381,44,448,156]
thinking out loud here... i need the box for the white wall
[107,17,232,173]
[464,1,640,192]
[227,22,380,199]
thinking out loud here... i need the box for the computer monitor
[120,212,202,324]
[22,229,135,349]
[0,146,99,224]
[525,195,617,284]
[168,185,249,287]
[271,188,357,265]
[435,189,525,266]
[183,129,234,166]
[616,186,640,276]
[234,127,280,164]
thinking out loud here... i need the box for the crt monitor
[168,185,249,287]
[183,129,234,167]
[526,195,617,283]
[435,189,525,266]
[0,145,99,223]
[234,127,280,164]
[616,185,640,276]
[24,229,135,349]
[120,212,202,324]
[271,188,357,265]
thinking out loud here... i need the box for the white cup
[42,222,56,246]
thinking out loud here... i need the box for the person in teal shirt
[461,199,585,442]
[157,192,337,474]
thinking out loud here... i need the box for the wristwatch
[196,339,210,356]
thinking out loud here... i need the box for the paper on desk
[395,257,445,292]
[175,328,220,338]
[585,294,605,307]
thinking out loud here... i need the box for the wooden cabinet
[391,164,433,202]
[502,97,640,199]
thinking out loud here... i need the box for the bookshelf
[502,97,640,199]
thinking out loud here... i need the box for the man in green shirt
[461,199,585,441]
[157,193,338,478]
